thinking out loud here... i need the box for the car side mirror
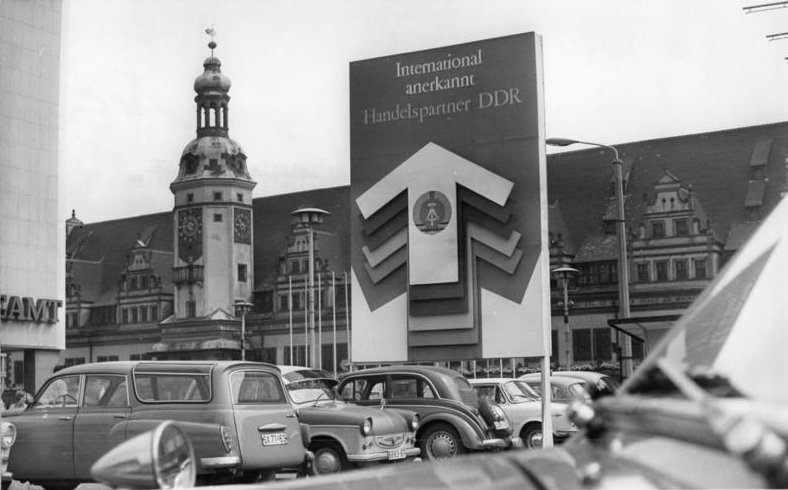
[91,421,195,489]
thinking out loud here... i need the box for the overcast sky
[59,0,788,224]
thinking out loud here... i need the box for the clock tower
[162,38,256,358]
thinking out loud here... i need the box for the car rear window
[134,373,211,402]
[454,376,479,407]
[231,371,286,404]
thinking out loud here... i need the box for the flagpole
[332,271,337,377]
[344,271,351,369]
[304,274,308,367]
[288,275,293,365]
[318,273,322,370]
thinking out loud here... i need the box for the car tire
[521,422,543,449]
[42,484,77,490]
[311,440,347,475]
[419,423,466,461]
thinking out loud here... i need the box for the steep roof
[68,122,788,305]
[547,122,788,262]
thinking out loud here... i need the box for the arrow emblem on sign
[357,142,514,286]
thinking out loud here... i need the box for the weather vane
[205,26,217,55]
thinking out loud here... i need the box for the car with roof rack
[4,360,311,490]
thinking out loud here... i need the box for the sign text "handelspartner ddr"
[350,33,550,363]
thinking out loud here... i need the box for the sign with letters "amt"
[350,32,551,362]
[0,295,62,323]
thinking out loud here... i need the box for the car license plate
[387,449,406,460]
[261,433,288,446]
[494,421,509,430]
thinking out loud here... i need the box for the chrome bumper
[200,456,241,468]
[347,447,421,463]
[481,436,523,450]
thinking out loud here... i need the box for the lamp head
[552,266,579,280]
[546,138,579,147]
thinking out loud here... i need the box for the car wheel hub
[315,450,341,474]
[526,430,543,449]
[427,432,456,459]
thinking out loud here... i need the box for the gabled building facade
[50,41,788,381]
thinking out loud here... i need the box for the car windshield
[625,199,788,406]
[502,380,540,402]
[287,378,336,405]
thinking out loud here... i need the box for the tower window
[186,300,196,318]
[213,192,223,201]
[237,193,243,202]
[238,263,248,282]
[187,193,194,203]
[214,213,223,222]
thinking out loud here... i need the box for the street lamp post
[234,300,253,361]
[546,138,633,377]
[552,266,578,369]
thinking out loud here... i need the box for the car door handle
[58,416,72,421]
[285,412,296,418]
[258,423,287,432]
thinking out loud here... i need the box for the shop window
[238,263,247,282]
[13,361,24,385]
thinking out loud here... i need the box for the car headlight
[411,413,420,431]
[1,422,16,449]
[361,417,373,436]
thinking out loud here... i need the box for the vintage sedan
[520,373,595,404]
[279,366,420,474]
[92,196,788,490]
[468,378,577,448]
[337,365,521,461]
[5,361,311,490]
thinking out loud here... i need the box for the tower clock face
[234,208,252,244]
[177,208,203,262]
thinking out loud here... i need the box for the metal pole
[332,272,337,377]
[612,154,633,377]
[240,312,246,361]
[289,275,293,364]
[308,228,316,368]
[344,271,350,368]
[318,273,322,369]
[562,277,573,368]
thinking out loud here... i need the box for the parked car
[0,420,17,490]
[279,366,420,474]
[5,361,311,489]
[551,370,620,398]
[337,365,521,461]
[468,378,577,448]
[520,373,595,404]
[91,187,788,490]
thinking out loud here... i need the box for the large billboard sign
[350,32,549,362]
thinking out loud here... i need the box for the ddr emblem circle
[413,191,452,235]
